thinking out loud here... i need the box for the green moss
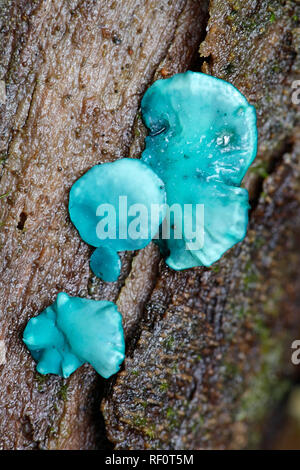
[231,2,240,12]
[271,64,281,74]
[226,14,236,23]
[159,382,169,392]
[260,191,267,200]
[133,415,148,428]
[263,286,284,317]
[166,408,175,419]
[236,307,246,318]
[191,415,204,433]
[48,426,57,438]
[249,160,269,179]
[58,382,68,401]
[211,264,220,273]
[224,361,240,379]
[164,336,175,350]
[236,305,291,435]
[237,350,290,425]
[35,373,47,392]
[239,14,261,32]
[269,12,276,23]
[166,408,180,429]
[145,427,156,439]
[243,264,260,290]
[0,191,10,199]
[253,236,265,250]
[253,317,270,343]
[254,102,261,111]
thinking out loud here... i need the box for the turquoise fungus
[141,71,257,269]
[23,292,125,378]
[69,158,166,282]
[23,72,257,380]
[69,71,257,279]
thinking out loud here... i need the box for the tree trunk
[0,0,299,450]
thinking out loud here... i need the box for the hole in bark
[21,415,35,441]
[189,50,211,73]
[17,211,27,230]
[189,1,210,73]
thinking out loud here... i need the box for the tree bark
[103,0,300,449]
[0,0,208,449]
[0,0,299,450]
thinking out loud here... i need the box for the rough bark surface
[0,0,208,450]
[103,0,300,450]
[0,0,299,450]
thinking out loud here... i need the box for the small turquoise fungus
[23,292,125,378]
[141,71,257,269]
[69,158,166,282]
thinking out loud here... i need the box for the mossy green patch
[58,382,68,401]
[159,382,169,392]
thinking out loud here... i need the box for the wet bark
[0,0,208,449]
[103,0,300,449]
[0,0,299,450]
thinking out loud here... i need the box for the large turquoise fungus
[141,71,257,269]
[23,293,125,378]
[69,158,166,282]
